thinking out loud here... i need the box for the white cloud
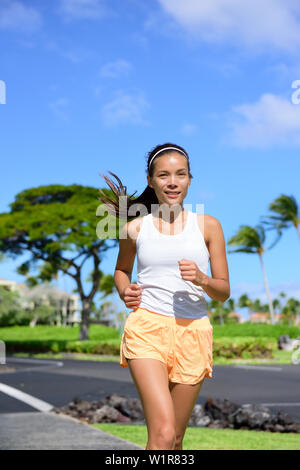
[58,0,108,21]
[101,90,151,127]
[181,123,197,136]
[0,0,42,33]
[49,98,69,121]
[100,60,132,78]
[225,93,300,148]
[157,0,300,53]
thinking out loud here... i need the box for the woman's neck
[152,204,185,224]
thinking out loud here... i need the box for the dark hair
[98,142,193,219]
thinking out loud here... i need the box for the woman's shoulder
[195,213,221,244]
[195,212,221,225]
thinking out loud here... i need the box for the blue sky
[0,0,300,319]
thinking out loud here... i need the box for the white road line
[233,365,282,371]
[7,357,64,366]
[0,383,54,412]
[3,357,64,374]
[260,402,300,407]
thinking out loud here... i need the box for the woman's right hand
[121,283,142,309]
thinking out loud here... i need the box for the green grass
[2,322,300,342]
[212,322,300,339]
[0,324,122,354]
[93,423,300,450]
[0,324,120,341]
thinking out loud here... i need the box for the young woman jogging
[98,143,230,450]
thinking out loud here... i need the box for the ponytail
[98,171,158,219]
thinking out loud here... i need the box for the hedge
[4,336,276,359]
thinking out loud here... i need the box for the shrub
[212,337,275,359]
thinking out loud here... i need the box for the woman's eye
[159,174,186,177]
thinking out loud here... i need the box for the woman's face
[147,152,191,208]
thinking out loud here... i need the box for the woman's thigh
[127,358,176,433]
[169,379,205,442]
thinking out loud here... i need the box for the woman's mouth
[165,191,181,198]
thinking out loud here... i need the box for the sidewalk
[0,410,144,450]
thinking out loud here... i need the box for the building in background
[249,312,299,325]
[228,311,243,323]
[0,278,81,326]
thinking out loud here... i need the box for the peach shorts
[120,307,213,385]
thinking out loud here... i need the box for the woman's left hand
[178,259,207,286]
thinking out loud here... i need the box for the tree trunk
[29,315,38,327]
[218,306,224,325]
[79,298,91,340]
[258,253,275,325]
[56,310,61,327]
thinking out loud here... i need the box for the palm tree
[227,297,235,311]
[208,299,226,325]
[272,297,281,316]
[281,298,300,325]
[238,293,253,321]
[260,194,300,245]
[224,297,240,324]
[228,224,276,325]
[251,298,269,312]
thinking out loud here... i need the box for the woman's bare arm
[198,216,230,302]
[114,221,136,300]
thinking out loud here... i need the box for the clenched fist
[178,259,206,286]
[121,283,142,309]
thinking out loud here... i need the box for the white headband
[148,146,188,169]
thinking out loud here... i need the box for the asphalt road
[1,356,300,423]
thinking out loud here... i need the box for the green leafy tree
[29,304,56,327]
[272,297,281,316]
[228,224,276,324]
[251,298,269,313]
[208,299,230,325]
[223,297,239,324]
[238,293,253,321]
[85,268,115,301]
[281,298,300,325]
[0,286,24,326]
[0,184,119,340]
[84,269,115,322]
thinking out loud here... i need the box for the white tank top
[136,210,210,319]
